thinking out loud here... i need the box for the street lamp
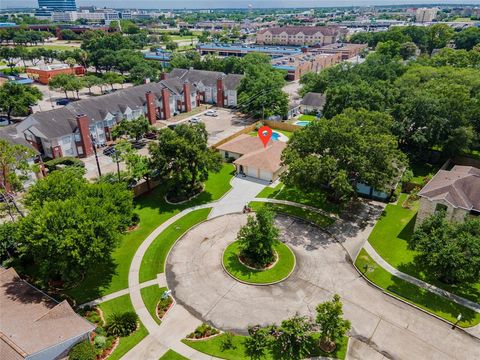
[90,135,102,178]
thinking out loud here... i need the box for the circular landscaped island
[222,240,296,285]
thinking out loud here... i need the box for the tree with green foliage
[116,140,155,190]
[60,29,79,41]
[399,41,418,60]
[238,55,288,118]
[0,82,42,124]
[14,168,134,284]
[244,325,273,360]
[103,72,124,90]
[270,315,313,360]
[82,74,104,94]
[237,207,279,268]
[165,40,178,51]
[316,294,351,352]
[454,27,480,50]
[129,61,160,84]
[49,73,77,99]
[149,123,221,199]
[411,212,480,285]
[0,139,36,194]
[282,109,406,202]
[111,116,152,141]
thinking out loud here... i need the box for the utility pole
[90,135,102,178]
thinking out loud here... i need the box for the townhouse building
[13,69,243,160]
[256,26,344,46]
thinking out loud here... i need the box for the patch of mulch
[157,296,173,320]
[238,251,278,271]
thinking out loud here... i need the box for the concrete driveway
[166,213,480,360]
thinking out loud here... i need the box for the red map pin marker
[258,126,272,148]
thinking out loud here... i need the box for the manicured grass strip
[367,202,480,303]
[255,182,283,198]
[159,349,188,360]
[140,285,167,325]
[140,208,211,283]
[254,184,341,214]
[182,333,347,360]
[98,294,149,360]
[355,249,480,327]
[223,241,295,284]
[249,202,335,229]
[298,114,317,121]
[65,164,233,304]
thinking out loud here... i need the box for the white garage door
[259,169,272,181]
[246,166,258,178]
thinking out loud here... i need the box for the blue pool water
[271,131,281,141]
[295,121,311,127]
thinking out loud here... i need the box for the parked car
[188,116,202,124]
[205,110,218,117]
[144,132,157,140]
[103,145,116,156]
[56,98,70,106]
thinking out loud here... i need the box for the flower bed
[186,323,220,340]
[157,295,174,320]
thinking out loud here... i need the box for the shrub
[157,296,173,319]
[69,340,96,360]
[105,311,138,337]
[221,332,236,351]
[44,156,85,172]
[94,335,107,349]
[187,323,219,339]
[130,212,140,227]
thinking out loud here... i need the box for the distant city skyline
[3,0,480,9]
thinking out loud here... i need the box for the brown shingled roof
[0,268,95,358]
[418,165,480,211]
[217,134,286,173]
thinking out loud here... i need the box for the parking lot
[159,107,255,146]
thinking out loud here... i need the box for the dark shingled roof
[418,165,480,211]
[169,68,243,91]
[258,26,341,36]
[0,125,37,153]
[301,92,326,108]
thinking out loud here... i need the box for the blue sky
[4,0,480,9]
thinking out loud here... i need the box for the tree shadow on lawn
[387,274,479,326]
[398,214,416,242]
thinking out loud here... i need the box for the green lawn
[159,349,188,360]
[223,241,295,284]
[139,208,211,283]
[249,202,335,229]
[64,164,234,304]
[140,285,167,324]
[98,294,149,360]
[298,115,317,121]
[26,44,80,51]
[183,333,347,360]
[355,249,480,327]
[409,162,440,185]
[367,201,480,303]
[254,183,342,214]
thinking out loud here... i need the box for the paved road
[167,213,480,360]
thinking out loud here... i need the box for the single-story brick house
[216,134,286,182]
[0,268,95,360]
[416,165,480,228]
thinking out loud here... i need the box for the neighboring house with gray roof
[300,92,326,115]
[416,165,480,228]
[0,268,95,360]
[168,68,243,107]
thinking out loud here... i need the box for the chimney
[161,88,171,120]
[76,114,93,158]
[216,77,225,108]
[160,72,168,80]
[145,91,157,125]
[183,81,192,113]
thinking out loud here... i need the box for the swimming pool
[271,131,281,141]
[294,121,311,127]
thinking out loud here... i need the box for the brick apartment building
[26,64,86,85]
[272,51,342,80]
[11,69,242,159]
[256,26,344,46]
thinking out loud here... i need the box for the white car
[205,110,218,117]
[188,116,202,124]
